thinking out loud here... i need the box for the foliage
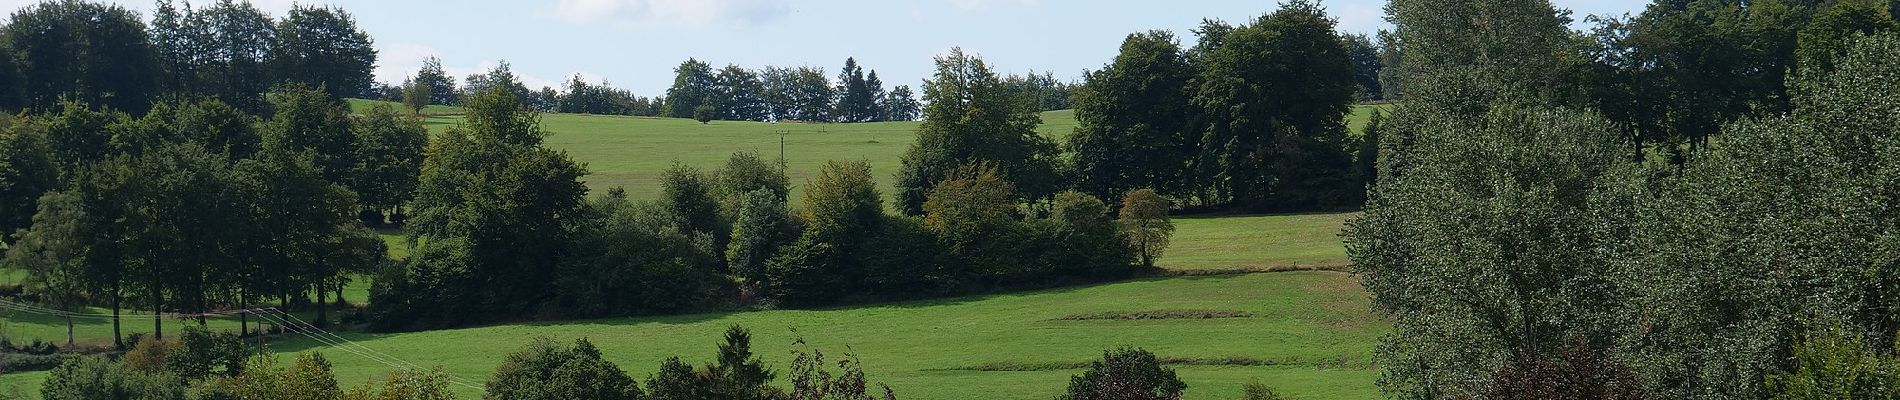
[264,84,359,183]
[1069,30,1198,203]
[163,325,246,381]
[556,193,722,317]
[643,326,780,400]
[197,352,343,400]
[1031,191,1131,279]
[1764,326,1900,399]
[728,189,799,284]
[896,48,1060,215]
[1058,347,1186,400]
[1192,0,1358,211]
[273,4,379,99]
[1240,381,1283,400]
[1116,189,1173,268]
[349,104,429,214]
[485,338,642,400]
[2,0,160,113]
[380,87,587,329]
[695,104,718,124]
[39,355,184,400]
[922,162,1020,280]
[662,163,728,260]
[784,339,898,400]
[0,119,58,238]
[666,58,719,119]
[343,368,457,400]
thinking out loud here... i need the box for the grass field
[1164,213,1353,271]
[345,99,1386,203]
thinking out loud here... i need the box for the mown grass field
[2,104,1387,399]
[347,100,1385,203]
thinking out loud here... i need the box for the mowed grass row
[2,271,1384,400]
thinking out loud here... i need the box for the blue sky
[3,0,1650,96]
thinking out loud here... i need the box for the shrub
[1036,191,1132,278]
[485,338,642,400]
[165,325,247,381]
[1764,326,1900,399]
[1241,381,1283,400]
[764,234,848,306]
[860,215,949,297]
[785,339,898,400]
[557,193,722,317]
[644,325,779,400]
[343,368,457,400]
[120,336,173,375]
[195,352,342,400]
[1059,347,1186,400]
[728,188,799,285]
[40,355,185,400]
[922,162,1021,281]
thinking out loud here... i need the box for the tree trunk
[112,285,122,350]
[65,315,73,347]
[316,282,327,328]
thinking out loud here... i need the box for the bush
[343,368,457,400]
[1764,326,1900,399]
[0,352,62,373]
[643,325,779,400]
[195,352,342,400]
[785,339,897,400]
[165,325,247,381]
[40,355,185,400]
[1059,347,1186,400]
[120,336,173,375]
[922,162,1022,282]
[1240,381,1283,400]
[485,338,642,400]
[861,215,950,298]
[1033,191,1132,279]
[763,234,848,306]
[727,188,799,285]
[557,194,723,317]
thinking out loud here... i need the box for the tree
[379,87,587,329]
[6,191,88,346]
[1059,347,1186,400]
[663,163,727,258]
[1069,30,1197,203]
[1036,191,1130,278]
[865,70,889,122]
[1795,0,1899,73]
[0,119,58,239]
[199,352,343,400]
[1344,33,1385,101]
[784,339,898,400]
[666,58,718,119]
[349,104,429,219]
[241,148,356,325]
[414,57,460,106]
[1193,0,1358,211]
[172,99,263,160]
[1343,102,1628,398]
[694,104,717,124]
[273,4,377,99]
[2,0,160,113]
[486,338,642,400]
[0,39,23,111]
[727,189,797,285]
[835,58,877,122]
[716,65,768,121]
[402,78,431,115]
[763,66,835,122]
[922,162,1020,280]
[767,160,880,304]
[193,0,279,115]
[881,85,920,122]
[895,48,1060,215]
[264,84,358,183]
[40,100,127,170]
[1117,188,1172,268]
[462,61,532,103]
[1375,30,1403,100]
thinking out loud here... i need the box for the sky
[1,0,1650,96]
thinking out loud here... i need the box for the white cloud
[946,0,1040,12]
[550,0,789,28]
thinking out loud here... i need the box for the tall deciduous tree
[264,84,357,183]
[1069,30,1197,204]
[1193,0,1358,211]
[195,0,279,115]
[0,118,58,239]
[895,48,1060,215]
[3,0,160,113]
[1116,188,1172,268]
[1344,33,1385,101]
[274,4,378,99]
[349,104,429,218]
[715,65,768,121]
[664,58,718,119]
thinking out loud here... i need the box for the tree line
[0,0,378,116]
[1,85,426,348]
[1347,0,1900,398]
